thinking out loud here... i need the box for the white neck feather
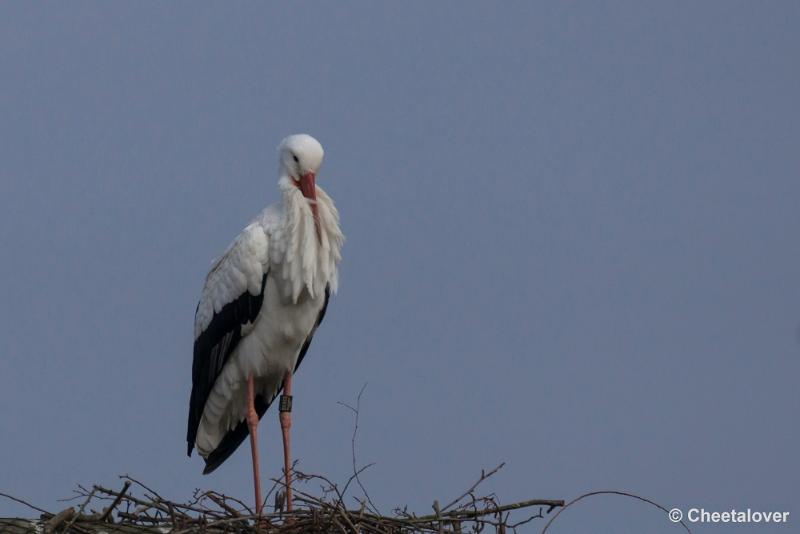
[278,176,344,302]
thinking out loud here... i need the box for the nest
[3,465,564,534]
[0,391,691,533]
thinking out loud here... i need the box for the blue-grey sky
[1,2,798,532]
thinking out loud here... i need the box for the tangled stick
[1,466,563,533]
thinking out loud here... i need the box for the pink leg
[246,374,263,518]
[279,372,294,513]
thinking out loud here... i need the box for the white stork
[187,134,343,516]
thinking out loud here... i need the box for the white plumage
[187,134,343,474]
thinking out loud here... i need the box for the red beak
[298,172,320,239]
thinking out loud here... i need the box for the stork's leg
[246,374,263,518]
[279,372,294,513]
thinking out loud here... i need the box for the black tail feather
[201,393,272,475]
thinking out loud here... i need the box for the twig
[121,475,167,503]
[206,492,241,518]
[61,485,98,534]
[441,463,506,512]
[337,383,382,516]
[415,498,563,522]
[540,490,692,534]
[99,480,132,522]
[0,492,52,515]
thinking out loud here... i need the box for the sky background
[1,2,798,532]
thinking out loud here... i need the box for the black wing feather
[186,272,268,456]
[201,286,331,474]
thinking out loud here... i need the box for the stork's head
[279,133,324,182]
[278,134,325,235]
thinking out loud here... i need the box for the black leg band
[279,395,293,412]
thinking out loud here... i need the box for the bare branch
[441,463,506,512]
[540,490,692,534]
[0,492,52,515]
[337,382,382,517]
[98,481,131,522]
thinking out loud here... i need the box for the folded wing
[187,223,269,456]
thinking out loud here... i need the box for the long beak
[298,172,320,239]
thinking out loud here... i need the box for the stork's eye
[292,154,299,163]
